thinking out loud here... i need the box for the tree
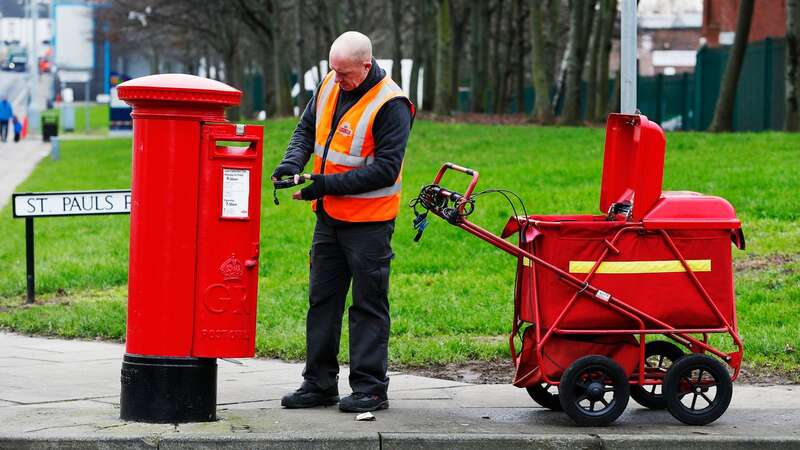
[470,0,490,112]
[594,0,617,121]
[584,2,602,123]
[390,0,404,82]
[434,0,454,115]
[786,0,800,131]
[560,0,595,125]
[294,0,309,111]
[529,0,554,123]
[708,0,755,132]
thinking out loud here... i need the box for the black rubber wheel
[558,355,630,426]
[526,383,562,411]
[630,341,685,409]
[663,354,733,425]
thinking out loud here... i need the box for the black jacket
[276,60,413,225]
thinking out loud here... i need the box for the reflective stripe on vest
[311,70,413,222]
[314,142,374,167]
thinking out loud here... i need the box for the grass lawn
[57,104,110,135]
[0,119,798,379]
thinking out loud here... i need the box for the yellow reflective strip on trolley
[522,257,533,267]
[568,259,711,274]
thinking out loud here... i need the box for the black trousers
[0,121,8,142]
[302,217,394,397]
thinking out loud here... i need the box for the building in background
[608,0,704,77]
[702,0,786,48]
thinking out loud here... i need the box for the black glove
[300,174,326,200]
[272,163,298,180]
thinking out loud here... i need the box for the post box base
[120,354,217,423]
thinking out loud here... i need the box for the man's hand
[294,174,326,201]
[271,163,298,182]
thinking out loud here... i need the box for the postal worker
[272,31,414,412]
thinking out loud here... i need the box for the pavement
[0,332,798,449]
[0,139,50,210]
[0,70,53,211]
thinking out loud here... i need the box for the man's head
[329,31,373,91]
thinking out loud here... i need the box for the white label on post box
[222,168,249,218]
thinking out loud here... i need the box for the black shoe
[280,386,339,409]
[339,392,389,412]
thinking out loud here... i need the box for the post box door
[192,123,264,358]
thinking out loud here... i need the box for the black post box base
[120,354,217,423]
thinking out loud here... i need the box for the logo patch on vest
[337,122,353,137]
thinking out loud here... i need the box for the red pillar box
[117,74,263,423]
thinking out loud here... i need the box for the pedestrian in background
[0,96,13,142]
[12,115,21,142]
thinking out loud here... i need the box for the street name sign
[13,190,131,218]
[11,189,131,304]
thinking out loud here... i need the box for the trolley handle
[432,162,480,200]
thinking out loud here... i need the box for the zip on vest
[319,90,357,176]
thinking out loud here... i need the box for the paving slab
[0,332,798,449]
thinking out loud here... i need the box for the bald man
[273,32,414,413]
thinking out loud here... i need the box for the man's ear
[364,60,372,71]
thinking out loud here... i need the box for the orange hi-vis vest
[312,70,414,222]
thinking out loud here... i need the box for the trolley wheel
[630,340,685,410]
[559,355,630,426]
[663,354,733,425]
[526,383,562,411]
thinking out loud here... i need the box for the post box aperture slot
[221,167,251,220]
[211,139,257,159]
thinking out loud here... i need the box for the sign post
[12,190,131,303]
[25,218,34,304]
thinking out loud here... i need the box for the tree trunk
[470,0,489,112]
[390,0,404,82]
[530,0,553,122]
[559,0,585,124]
[495,0,514,113]
[434,0,453,115]
[294,0,309,113]
[584,2,603,122]
[224,50,241,120]
[409,0,424,105]
[786,0,800,131]
[490,0,505,113]
[450,2,471,113]
[709,0,755,132]
[272,1,292,116]
[595,0,617,122]
[515,0,527,113]
[422,1,437,111]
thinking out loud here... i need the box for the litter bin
[41,110,59,142]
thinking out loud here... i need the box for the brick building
[702,0,787,47]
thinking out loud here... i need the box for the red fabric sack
[515,215,735,330]
[513,327,640,387]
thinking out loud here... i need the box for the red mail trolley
[412,114,744,426]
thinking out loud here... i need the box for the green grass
[58,104,109,134]
[0,120,798,378]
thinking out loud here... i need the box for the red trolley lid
[599,113,666,220]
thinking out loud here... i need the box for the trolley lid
[599,113,666,220]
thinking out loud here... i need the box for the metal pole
[621,0,637,114]
[85,81,90,132]
[25,218,35,304]
[28,0,41,135]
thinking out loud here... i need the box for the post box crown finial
[117,74,241,106]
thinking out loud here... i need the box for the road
[0,71,29,115]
